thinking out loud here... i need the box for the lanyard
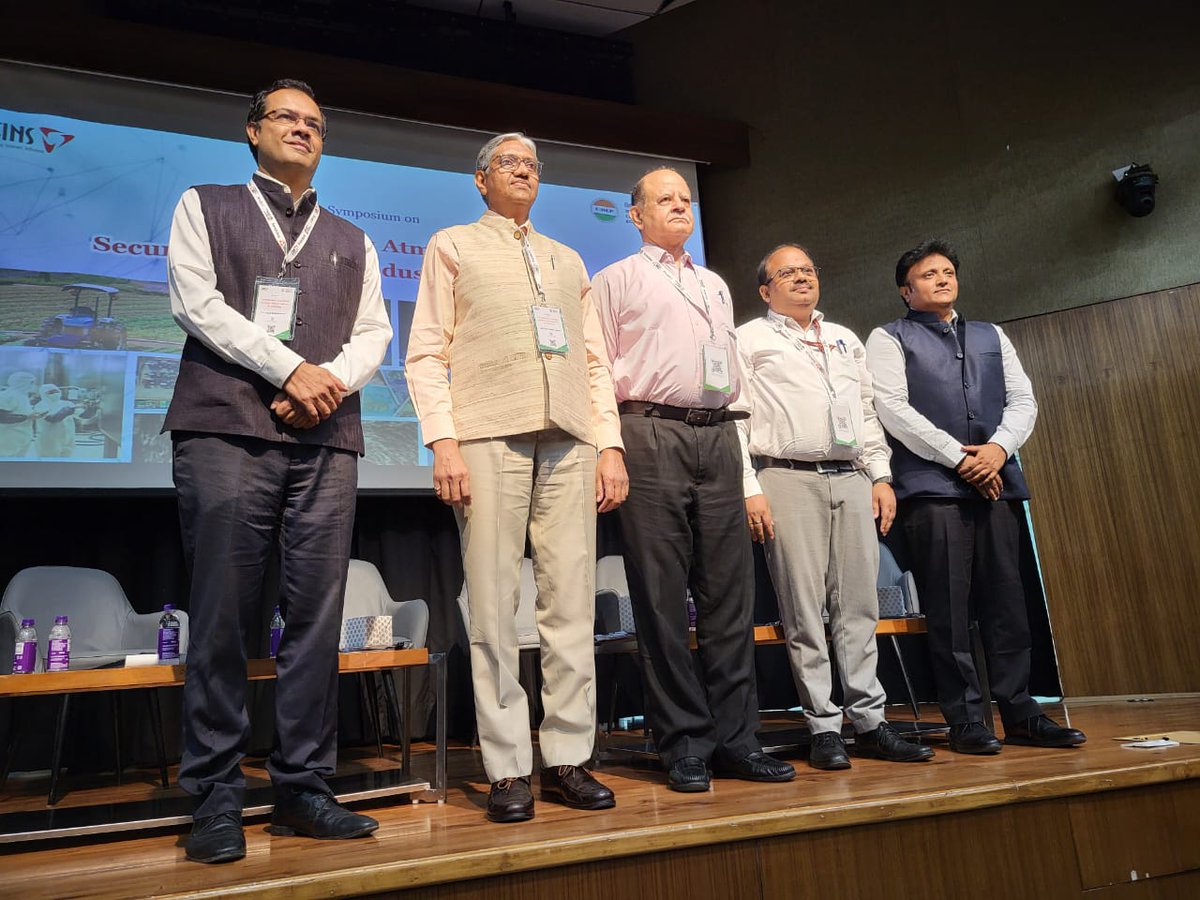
[640,250,716,341]
[768,316,839,402]
[247,181,321,277]
[517,228,547,303]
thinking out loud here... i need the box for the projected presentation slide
[0,83,706,490]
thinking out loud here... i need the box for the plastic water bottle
[12,619,37,674]
[47,615,71,672]
[269,606,285,658]
[158,604,181,664]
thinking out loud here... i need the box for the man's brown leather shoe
[487,776,534,823]
[539,765,616,810]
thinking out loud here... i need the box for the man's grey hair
[631,165,686,207]
[475,132,538,171]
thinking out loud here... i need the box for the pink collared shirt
[591,243,740,408]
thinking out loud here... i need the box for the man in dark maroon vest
[866,240,1085,756]
[164,79,392,863]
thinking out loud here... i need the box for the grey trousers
[760,467,887,735]
[173,432,357,819]
[456,429,598,782]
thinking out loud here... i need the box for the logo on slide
[591,199,617,222]
[39,128,75,154]
[0,122,75,154]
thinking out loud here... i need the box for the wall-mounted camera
[1112,163,1158,217]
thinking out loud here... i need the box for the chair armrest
[0,610,18,675]
[385,598,429,649]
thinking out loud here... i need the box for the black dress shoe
[1004,714,1087,748]
[808,731,852,770]
[854,722,935,763]
[487,776,534,822]
[720,750,797,782]
[667,756,710,793]
[540,765,615,810]
[270,789,379,838]
[186,811,246,864]
[949,722,1003,755]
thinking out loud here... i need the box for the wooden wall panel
[1004,284,1200,695]
[1068,781,1200,889]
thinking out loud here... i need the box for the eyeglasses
[258,109,327,138]
[486,154,544,176]
[766,264,819,284]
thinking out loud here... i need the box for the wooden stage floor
[2,696,1198,899]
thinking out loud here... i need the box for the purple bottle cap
[163,604,175,612]
[55,615,68,624]
[21,618,34,627]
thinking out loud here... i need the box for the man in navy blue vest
[865,239,1085,755]
[164,79,392,862]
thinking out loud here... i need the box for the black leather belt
[753,456,858,474]
[619,400,748,426]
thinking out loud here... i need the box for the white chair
[341,559,430,756]
[455,558,542,727]
[0,566,188,803]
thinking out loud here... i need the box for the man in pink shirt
[591,168,795,792]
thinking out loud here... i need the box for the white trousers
[457,429,598,781]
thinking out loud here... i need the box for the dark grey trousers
[898,498,1042,727]
[172,432,357,819]
[616,414,762,767]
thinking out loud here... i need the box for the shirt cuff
[989,431,1019,460]
[866,462,891,483]
[595,422,625,453]
[743,474,763,498]
[419,413,458,447]
[260,344,307,389]
[937,435,967,470]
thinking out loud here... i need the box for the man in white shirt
[165,79,391,863]
[865,239,1086,754]
[733,244,934,770]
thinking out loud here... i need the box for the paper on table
[1113,731,1200,744]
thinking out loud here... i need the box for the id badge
[252,276,300,342]
[831,397,858,447]
[702,344,732,394]
[531,305,569,354]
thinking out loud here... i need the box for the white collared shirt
[167,170,391,391]
[731,308,890,497]
[864,311,1037,469]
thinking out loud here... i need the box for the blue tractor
[26,283,128,351]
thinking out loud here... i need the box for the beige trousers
[456,429,598,781]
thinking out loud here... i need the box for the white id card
[531,305,569,354]
[252,276,300,342]
[702,344,732,394]
[831,397,858,446]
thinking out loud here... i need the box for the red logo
[39,128,75,154]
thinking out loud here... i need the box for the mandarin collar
[905,308,959,326]
[480,209,536,237]
[252,171,317,209]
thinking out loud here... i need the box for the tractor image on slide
[25,283,128,351]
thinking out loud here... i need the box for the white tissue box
[340,615,393,651]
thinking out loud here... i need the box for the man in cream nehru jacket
[406,132,628,823]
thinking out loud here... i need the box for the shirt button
[942,327,950,334]
[956,352,964,359]
[963,382,970,388]
[285,207,294,217]
[543,353,553,360]
[967,412,976,419]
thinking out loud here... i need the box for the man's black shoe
[719,750,797,782]
[854,722,935,763]
[667,756,710,793]
[808,731,852,770]
[186,811,246,864]
[540,765,615,810]
[487,776,534,822]
[949,722,1003,755]
[270,789,379,838]
[1004,715,1088,748]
